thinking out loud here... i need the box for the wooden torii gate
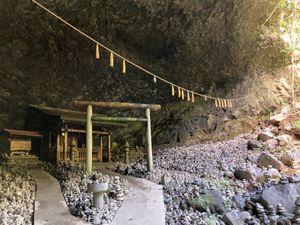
[73,101,161,173]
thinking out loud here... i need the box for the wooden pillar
[107,134,111,162]
[64,130,68,160]
[97,136,103,162]
[56,134,60,162]
[125,140,130,164]
[99,135,103,162]
[86,105,93,174]
[48,132,52,149]
[145,108,153,172]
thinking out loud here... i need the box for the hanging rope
[262,0,282,26]
[32,0,264,105]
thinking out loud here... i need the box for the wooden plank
[61,128,110,135]
[61,116,127,127]
[3,129,42,138]
[73,101,161,111]
[10,139,31,151]
[92,116,148,123]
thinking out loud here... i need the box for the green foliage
[292,121,300,136]
[207,215,218,225]
[215,178,231,190]
[189,195,213,211]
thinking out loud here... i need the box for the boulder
[257,153,284,171]
[234,165,263,181]
[238,211,251,221]
[288,175,300,183]
[161,174,172,185]
[268,168,282,180]
[224,170,234,178]
[259,183,300,213]
[280,151,300,168]
[223,210,246,225]
[276,135,292,147]
[258,132,274,142]
[188,190,225,214]
[280,154,295,168]
[247,139,263,150]
[232,195,246,210]
[265,138,278,148]
[269,113,289,126]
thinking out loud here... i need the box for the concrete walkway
[30,169,88,225]
[31,168,165,225]
[100,169,166,225]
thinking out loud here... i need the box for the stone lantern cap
[87,183,109,193]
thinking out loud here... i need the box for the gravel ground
[111,134,298,225]
[0,165,36,225]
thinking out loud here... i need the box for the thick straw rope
[32,0,264,102]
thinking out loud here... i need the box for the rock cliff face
[0,0,290,142]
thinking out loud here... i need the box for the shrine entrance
[73,101,161,173]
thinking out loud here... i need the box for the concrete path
[100,169,166,225]
[30,169,88,225]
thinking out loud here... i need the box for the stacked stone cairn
[42,161,129,225]
[293,198,300,224]
[112,176,125,206]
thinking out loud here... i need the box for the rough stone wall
[0,0,289,142]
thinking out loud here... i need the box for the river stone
[258,132,274,142]
[288,175,300,183]
[268,168,282,180]
[269,113,289,126]
[223,210,244,225]
[276,135,292,147]
[247,139,263,150]
[280,154,295,168]
[234,165,263,181]
[265,138,279,148]
[258,183,300,213]
[188,190,225,214]
[257,153,284,171]
[232,195,246,210]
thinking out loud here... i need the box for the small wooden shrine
[0,129,43,157]
[28,105,127,163]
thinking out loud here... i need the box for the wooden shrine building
[28,105,127,163]
[0,129,42,157]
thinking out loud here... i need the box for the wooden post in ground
[97,135,102,162]
[64,129,68,160]
[107,134,111,162]
[49,132,52,149]
[100,136,103,161]
[86,105,93,174]
[56,134,60,162]
[145,108,153,172]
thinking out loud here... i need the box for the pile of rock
[0,165,36,225]
[111,132,300,225]
[42,162,129,225]
[227,175,300,224]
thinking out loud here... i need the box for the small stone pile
[0,165,36,225]
[42,161,129,225]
